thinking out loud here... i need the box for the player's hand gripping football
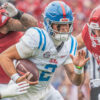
[70,50,90,68]
[0,2,18,17]
[16,72,39,85]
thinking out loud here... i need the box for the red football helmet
[88,6,100,47]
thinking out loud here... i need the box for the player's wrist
[11,73,20,82]
[13,10,24,19]
[74,65,84,74]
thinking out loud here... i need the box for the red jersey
[82,24,100,65]
[0,31,23,83]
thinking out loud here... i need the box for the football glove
[1,2,18,17]
[0,81,30,98]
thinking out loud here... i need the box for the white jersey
[16,27,77,94]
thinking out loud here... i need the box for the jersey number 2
[39,64,57,81]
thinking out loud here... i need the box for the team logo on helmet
[60,18,68,22]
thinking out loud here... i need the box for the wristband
[74,66,84,74]
[11,73,20,82]
[75,66,83,69]
[13,10,24,19]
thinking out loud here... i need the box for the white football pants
[15,85,64,100]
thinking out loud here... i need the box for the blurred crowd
[0,0,100,100]
[0,0,100,35]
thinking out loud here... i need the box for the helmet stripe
[59,2,66,18]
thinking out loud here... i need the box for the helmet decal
[59,1,66,18]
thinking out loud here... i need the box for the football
[15,59,39,82]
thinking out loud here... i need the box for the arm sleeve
[16,28,40,58]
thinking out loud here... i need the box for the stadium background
[0,0,100,100]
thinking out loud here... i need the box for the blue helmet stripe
[70,36,74,54]
[41,30,46,51]
[33,27,42,49]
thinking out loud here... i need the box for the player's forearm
[0,54,17,77]
[64,64,84,86]
[7,18,26,32]
[2,3,38,32]
[76,34,85,50]
[77,43,85,50]
[7,13,38,32]
[71,73,84,86]
[20,13,38,29]
[70,66,85,86]
[65,70,84,86]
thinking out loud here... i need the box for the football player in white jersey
[0,1,90,100]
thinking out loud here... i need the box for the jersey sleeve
[69,36,78,56]
[16,27,40,58]
[63,55,73,65]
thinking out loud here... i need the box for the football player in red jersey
[77,5,100,65]
[76,5,100,100]
[0,2,38,100]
